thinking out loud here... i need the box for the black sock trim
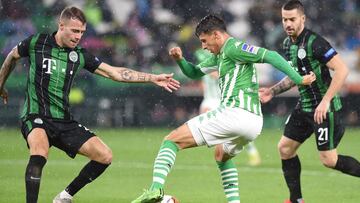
[29,155,47,167]
[25,155,47,180]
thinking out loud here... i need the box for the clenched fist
[169,47,183,61]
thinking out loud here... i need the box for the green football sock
[217,160,240,203]
[150,140,179,190]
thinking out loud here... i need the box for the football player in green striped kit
[259,1,360,203]
[132,14,315,203]
[0,6,180,203]
[196,49,262,167]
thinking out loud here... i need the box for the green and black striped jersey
[196,37,267,116]
[283,28,341,112]
[17,32,101,120]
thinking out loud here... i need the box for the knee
[164,130,185,149]
[164,133,174,142]
[29,147,49,158]
[164,128,181,142]
[28,140,50,158]
[321,159,337,168]
[99,148,113,164]
[320,154,337,168]
[214,145,232,162]
[278,142,295,159]
[214,148,222,162]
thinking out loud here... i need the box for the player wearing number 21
[259,1,360,203]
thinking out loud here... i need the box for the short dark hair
[195,14,227,37]
[60,6,86,24]
[282,0,305,14]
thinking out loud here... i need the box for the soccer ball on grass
[158,195,180,203]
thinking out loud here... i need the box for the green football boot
[131,188,164,203]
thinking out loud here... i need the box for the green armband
[264,50,303,85]
[176,58,205,79]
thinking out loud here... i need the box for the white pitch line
[0,159,340,177]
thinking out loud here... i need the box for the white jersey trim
[199,66,218,74]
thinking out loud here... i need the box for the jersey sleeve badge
[238,42,259,54]
[324,48,335,60]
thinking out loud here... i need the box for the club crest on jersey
[69,51,78,62]
[298,48,306,59]
[34,118,43,124]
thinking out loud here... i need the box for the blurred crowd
[1,0,360,126]
[248,0,360,50]
[1,0,359,87]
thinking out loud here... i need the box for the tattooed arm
[0,46,21,104]
[95,62,155,82]
[94,62,180,92]
[259,76,296,104]
[270,76,296,96]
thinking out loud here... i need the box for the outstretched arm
[94,62,180,93]
[0,46,21,104]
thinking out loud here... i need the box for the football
[159,195,180,203]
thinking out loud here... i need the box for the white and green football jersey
[202,75,221,101]
[194,49,221,102]
[196,37,267,116]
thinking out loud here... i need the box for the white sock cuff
[60,190,73,199]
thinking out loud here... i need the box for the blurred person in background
[259,1,360,203]
[0,6,180,203]
[132,14,315,203]
[195,48,261,166]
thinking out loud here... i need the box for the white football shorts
[187,105,263,156]
[200,98,220,111]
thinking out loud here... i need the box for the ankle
[150,183,162,190]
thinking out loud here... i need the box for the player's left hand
[0,88,8,104]
[301,71,316,85]
[152,73,180,93]
[314,99,330,124]
[259,87,273,104]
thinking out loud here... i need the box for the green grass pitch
[0,127,359,202]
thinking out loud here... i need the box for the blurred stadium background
[0,0,359,128]
[1,1,360,203]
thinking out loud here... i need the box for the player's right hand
[0,88,8,104]
[301,71,316,85]
[152,73,181,93]
[169,47,183,61]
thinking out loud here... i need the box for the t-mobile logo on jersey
[42,58,57,74]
